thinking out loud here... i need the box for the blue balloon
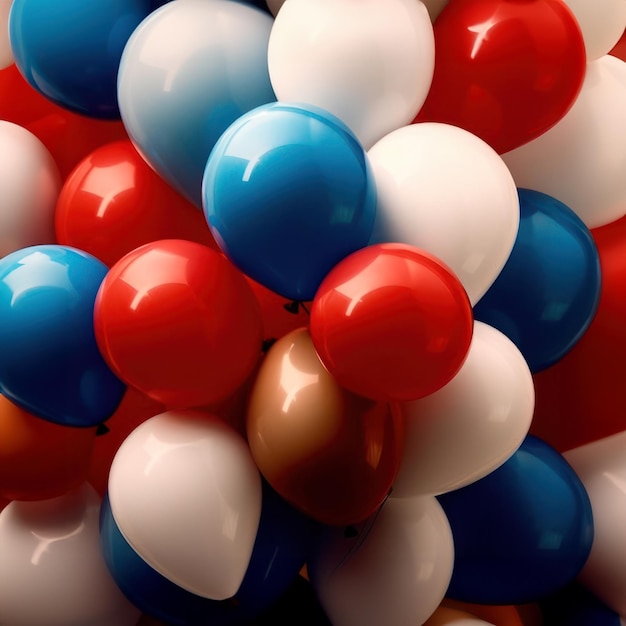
[100,481,319,626]
[9,0,153,118]
[438,435,594,605]
[203,102,377,301]
[539,582,621,626]
[0,245,125,427]
[117,0,276,207]
[474,188,601,372]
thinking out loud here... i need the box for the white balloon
[565,432,626,616]
[561,0,626,61]
[502,55,626,229]
[0,0,12,69]
[309,495,454,626]
[0,121,60,257]
[108,410,262,601]
[368,122,519,305]
[392,322,535,497]
[268,0,435,149]
[0,484,141,626]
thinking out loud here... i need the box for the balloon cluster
[0,0,625,625]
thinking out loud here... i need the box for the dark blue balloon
[100,481,319,626]
[9,0,153,118]
[438,435,594,605]
[0,245,125,427]
[474,188,601,372]
[203,102,377,301]
[539,582,621,626]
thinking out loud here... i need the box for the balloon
[118,0,276,206]
[438,435,594,605]
[564,433,626,616]
[308,495,454,626]
[502,55,626,229]
[101,481,318,626]
[530,212,626,452]
[441,600,526,626]
[203,101,377,302]
[416,0,586,154]
[0,394,96,501]
[540,582,623,626]
[310,243,474,402]
[561,0,626,61]
[246,328,405,526]
[9,0,154,118]
[55,140,218,268]
[0,245,126,427]
[367,122,520,305]
[0,121,61,257]
[392,322,534,498]
[474,188,601,372]
[94,239,263,408]
[0,0,12,69]
[267,0,435,149]
[108,410,263,601]
[0,484,141,626]
[87,387,165,497]
[0,64,128,179]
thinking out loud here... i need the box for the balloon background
[1,1,625,625]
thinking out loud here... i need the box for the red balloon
[416,0,586,154]
[88,387,165,497]
[0,64,127,179]
[530,213,626,452]
[94,239,264,408]
[0,394,97,501]
[55,140,218,268]
[310,243,474,403]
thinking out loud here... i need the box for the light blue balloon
[9,0,153,118]
[203,102,377,301]
[118,0,276,207]
[0,245,126,427]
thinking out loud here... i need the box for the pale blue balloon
[118,0,276,207]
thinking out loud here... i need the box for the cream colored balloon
[268,0,435,149]
[310,495,454,626]
[0,0,13,69]
[0,484,141,626]
[392,322,534,497]
[0,121,60,256]
[561,0,626,60]
[424,606,494,626]
[565,432,626,616]
[108,410,262,601]
[368,122,519,305]
[502,55,626,229]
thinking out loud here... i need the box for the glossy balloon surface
[94,239,263,408]
[310,243,474,402]
[0,245,126,427]
[203,102,377,301]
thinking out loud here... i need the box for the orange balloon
[0,395,97,500]
[247,327,405,526]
